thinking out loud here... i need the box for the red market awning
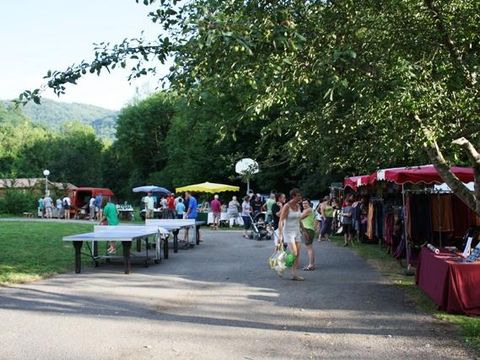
[344,175,371,190]
[368,165,474,185]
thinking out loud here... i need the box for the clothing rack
[401,187,451,271]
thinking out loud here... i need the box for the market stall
[175,182,240,225]
[416,247,480,315]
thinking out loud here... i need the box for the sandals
[302,265,315,271]
[292,275,305,281]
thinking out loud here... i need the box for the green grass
[330,235,480,352]
[0,221,93,285]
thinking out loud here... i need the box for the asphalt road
[0,229,477,360]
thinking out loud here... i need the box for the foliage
[2,99,118,140]
[15,1,480,205]
[0,190,38,215]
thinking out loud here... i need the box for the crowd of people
[37,193,72,220]
[37,193,106,221]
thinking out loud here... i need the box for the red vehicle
[68,187,114,219]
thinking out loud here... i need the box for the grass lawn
[329,235,480,352]
[0,221,93,285]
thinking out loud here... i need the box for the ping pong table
[63,225,169,274]
[145,219,205,254]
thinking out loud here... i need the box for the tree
[20,0,480,212]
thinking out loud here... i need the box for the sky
[0,0,168,110]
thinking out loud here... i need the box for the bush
[0,190,37,215]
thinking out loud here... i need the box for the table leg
[163,234,169,259]
[122,241,132,274]
[73,241,83,274]
[173,230,179,253]
[136,238,141,252]
[196,225,200,245]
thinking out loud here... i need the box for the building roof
[0,178,77,190]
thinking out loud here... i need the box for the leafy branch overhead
[18,0,480,212]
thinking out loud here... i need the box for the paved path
[0,230,476,360]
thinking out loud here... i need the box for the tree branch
[452,137,480,214]
[414,115,478,214]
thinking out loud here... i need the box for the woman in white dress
[278,188,304,281]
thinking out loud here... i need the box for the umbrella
[132,185,171,195]
[175,182,240,193]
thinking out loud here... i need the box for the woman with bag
[278,188,304,281]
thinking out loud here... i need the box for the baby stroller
[248,212,273,241]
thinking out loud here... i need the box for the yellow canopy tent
[176,182,240,193]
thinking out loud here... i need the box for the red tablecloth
[416,247,480,316]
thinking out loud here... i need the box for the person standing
[175,198,185,219]
[210,194,222,230]
[320,198,334,241]
[264,193,276,224]
[63,195,71,220]
[89,196,96,221]
[272,193,286,246]
[167,194,176,219]
[144,192,155,219]
[241,195,252,238]
[278,188,304,281]
[38,196,45,218]
[183,191,198,243]
[341,199,354,246]
[250,193,263,218]
[55,197,63,218]
[300,199,315,271]
[100,199,120,254]
[43,193,53,219]
[95,194,103,221]
[227,196,240,227]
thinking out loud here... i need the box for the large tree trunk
[415,116,480,216]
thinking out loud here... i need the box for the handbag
[268,242,287,275]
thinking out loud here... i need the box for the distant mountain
[1,99,118,140]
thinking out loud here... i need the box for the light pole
[43,169,50,196]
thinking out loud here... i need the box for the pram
[248,212,273,240]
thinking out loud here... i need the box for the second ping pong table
[63,225,169,274]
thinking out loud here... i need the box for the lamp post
[43,169,50,196]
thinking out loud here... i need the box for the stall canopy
[367,165,475,186]
[176,182,240,193]
[344,175,371,190]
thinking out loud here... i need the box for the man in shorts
[210,194,222,230]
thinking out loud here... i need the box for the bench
[22,212,33,218]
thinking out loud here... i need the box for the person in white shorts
[278,188,304,281]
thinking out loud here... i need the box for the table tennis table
[145,219,205,254]
[63,225,169,274]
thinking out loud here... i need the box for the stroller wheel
[266,235,271,240]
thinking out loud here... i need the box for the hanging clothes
[366,202,374,240]
[430,194,454,232]
[408,194,433,244]
[451,195,471,239]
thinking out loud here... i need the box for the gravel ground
[0,228,477,360]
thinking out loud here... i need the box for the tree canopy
[18,0,480,212]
